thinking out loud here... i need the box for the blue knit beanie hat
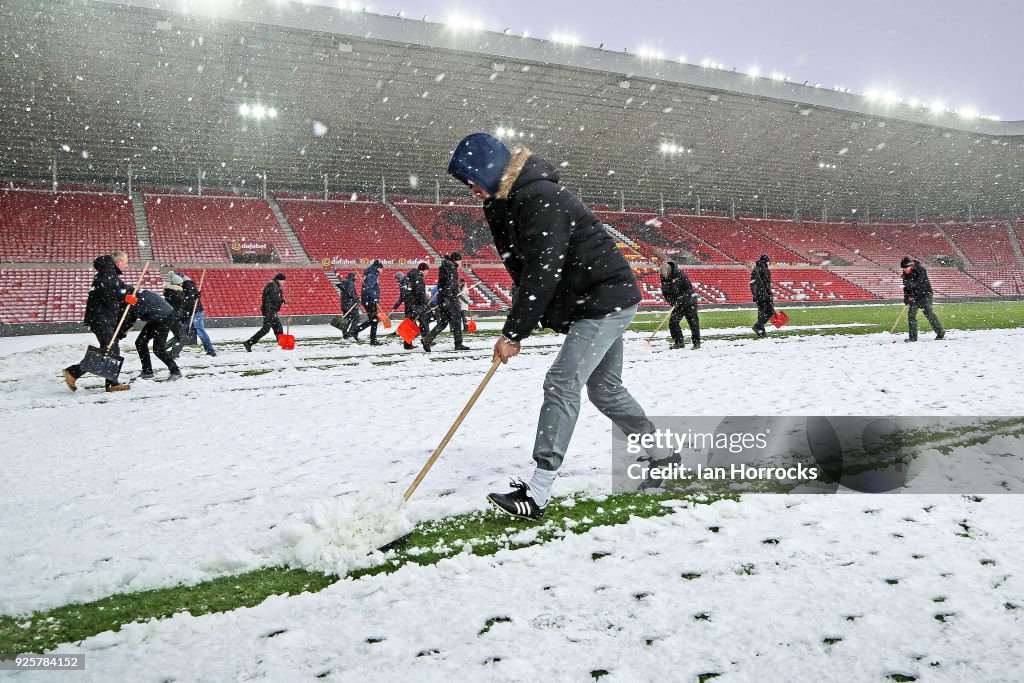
[447,133,512,196]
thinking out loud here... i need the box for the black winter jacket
[750,260,773,303]
[436,258,459,302]
[261,279,284,316]
[483,148,641,340]
[182,279,204,314]
[338,277,360,312]
[406,269,428,307]
[124,289,175,328]
[661,261,696,307]
[164,286,188,318]
[83,255,130,327]
[902,261,934,303]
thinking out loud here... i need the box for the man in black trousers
[750,253,775,338]
[128,289,183,381]
[901,256,945,342]
[244,273,286,352]
[656,251,701,349]
[405,262,433,352]
[426,252,470,350]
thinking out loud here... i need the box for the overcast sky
[356,0,1024,119]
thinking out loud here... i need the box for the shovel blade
[396,318,420,343]
[79,346,124,381]
[770,310,789,328]
[377,312,393,329]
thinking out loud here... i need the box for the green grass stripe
[0,490,732,658]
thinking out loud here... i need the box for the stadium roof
[1,0,1022,217]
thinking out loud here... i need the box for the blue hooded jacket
[361,261,382,306]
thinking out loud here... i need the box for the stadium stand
[942,222,1019,266]
[0,190,139,263]
[664,213,806,264]
[392,203,501,262]
[967,270,1024,296]
[925,269,998,298]
[471,266,515,306]
[279,200,428,264]
[746,220,875,266]
[0,267,161,323]
[596,212,729,264]
[145,195,298,263]
[863,223,957,265]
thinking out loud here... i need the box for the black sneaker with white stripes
[487,479,546,521]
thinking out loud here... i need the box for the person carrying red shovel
[243,273,286,352]
[750,254,775,338]
[447,132,673,520]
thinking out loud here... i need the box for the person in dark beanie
[243,273,286,352]
[63,251,133,392]
[162,271,189,358]
[404,262,433,351]
[447,132,672,520]
[426,252,470,350]
[356,260,384,345]
[336,273,363,341]
[656,251,701,349]
[750,254,775,338]
[126,289,182,381]
[901,256,945,342]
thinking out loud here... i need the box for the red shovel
[396,317,420,344]
[770,310,789,328]
[466,320,477,333]
[278,317,296,350]
[377,310,393,329]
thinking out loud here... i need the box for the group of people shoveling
[328,255,474,352]
[63,255,215,392]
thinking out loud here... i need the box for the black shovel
[78,262,150,381]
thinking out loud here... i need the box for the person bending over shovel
[447,132,673,520]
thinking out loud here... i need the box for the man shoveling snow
[447,132,675,520]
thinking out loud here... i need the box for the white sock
[527,468,557,507]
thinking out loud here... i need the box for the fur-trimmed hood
[495,146,560,201]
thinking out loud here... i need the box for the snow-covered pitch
[2,325,1023,681]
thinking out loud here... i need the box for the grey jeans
[533,305,663,471]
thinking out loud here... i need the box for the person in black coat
[657,252,701,349]
[162,272,189,358]
[750,254,775,338]
[901,257,945,342]
[63,251,133,392]
[448,133,669,520]
[244,273,287,351]
[336,273,363,340]
[125,289,182,380]
[356,260,384,345]
[425,252,469,350]
[403,262,432,351]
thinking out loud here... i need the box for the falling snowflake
[313,121,328,136]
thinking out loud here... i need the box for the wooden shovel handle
[403,358,502,501]
[107,262,149,353]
